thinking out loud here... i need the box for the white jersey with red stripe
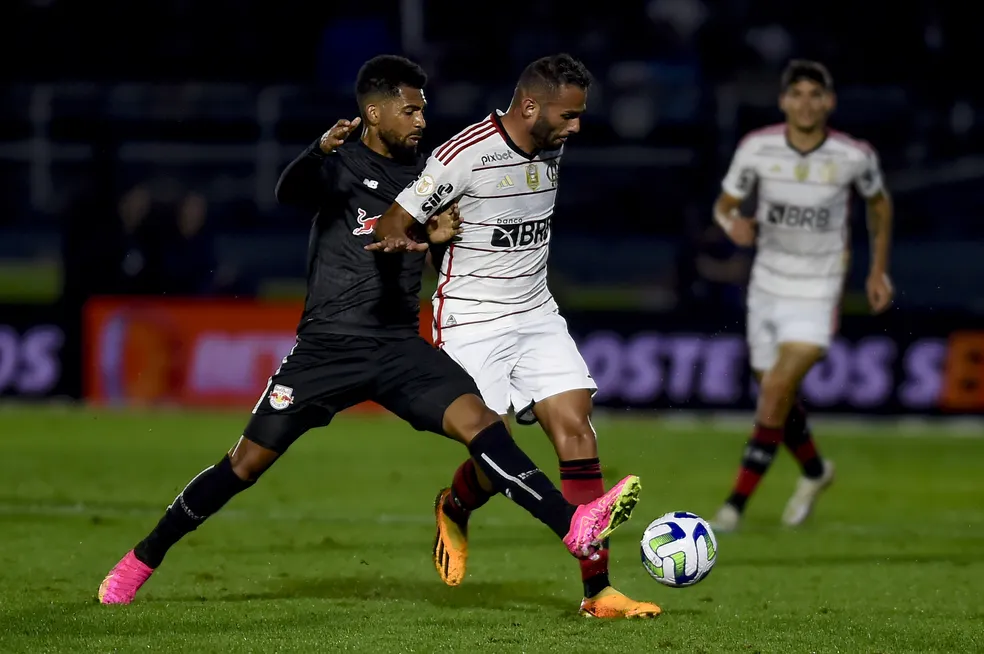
[721,124,885,300]
[395,110,562,343]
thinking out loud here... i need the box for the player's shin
[133,455,254,568]
[726,424,784,512]
[726,367,800,511]
[444,457,496,525]
[783,401,824,478]
[467,421,576,538]
[560,458,610,597]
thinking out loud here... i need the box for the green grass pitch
[0,407,981,653]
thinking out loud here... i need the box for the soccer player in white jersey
[710,60,894,533]
[370,54,660,619]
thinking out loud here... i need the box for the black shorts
[242,333,480,454]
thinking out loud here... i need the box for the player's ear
[823,91,836,113]
[522,97,538,120]
[363,102,381,127]
[778,91,789,114]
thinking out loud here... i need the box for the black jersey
[275,139,427,338]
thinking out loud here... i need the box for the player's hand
[725,215,757,247]
[364,235,429,254]
[319,117,361,153]
[716,207,756,247]
[866,271,894,314]
[426,202,462,244]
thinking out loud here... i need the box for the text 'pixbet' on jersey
[480,151,514,166]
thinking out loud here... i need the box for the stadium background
[1,3,983,652]
[2,0,982,416]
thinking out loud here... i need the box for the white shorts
[438,312,597,424]
[746,286,839,372]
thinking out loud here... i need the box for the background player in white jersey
[370,54,660,619]
[710,60,894,532]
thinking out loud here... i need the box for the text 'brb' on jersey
[395,111,562,343]
[300,141,427,338]
[721,124,885,300]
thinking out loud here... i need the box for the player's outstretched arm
[367,201,460,253]
[864,190,894,313]
[366,203,429,253]
[275,118,360,209]
[372,146,470,253]
[713,192,756,247]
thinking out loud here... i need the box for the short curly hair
[355,55,427,106]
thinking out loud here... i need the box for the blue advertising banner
[567,308,984,415]
[0,304,77,399]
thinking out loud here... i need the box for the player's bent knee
[757,373,798,424]
[228,436,280,482]
[757,343,825,423]
[775,342,826,378]
[759,372,790,395]
[442,393,501,444]
[554,431,598,460]
[533,389,597,457]
[549,415,598,459]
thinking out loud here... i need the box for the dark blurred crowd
[5,0,981,315]
[60,148,239,312]
[8,1,975,99]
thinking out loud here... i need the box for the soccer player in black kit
[98,55,642,605]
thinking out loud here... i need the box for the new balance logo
[363,178,378,189]
[496,175,514,190]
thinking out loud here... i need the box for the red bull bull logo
[268,384,294,410]
[352,207,381,236]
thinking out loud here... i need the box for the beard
[382,129,420,162]
[530,114,556,150]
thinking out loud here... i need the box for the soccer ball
[640,511,718,588]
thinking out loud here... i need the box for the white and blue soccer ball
[640,511,718,588]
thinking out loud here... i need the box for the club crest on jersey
[414,174,436,196]
[352,207,381,235]
[546,159,559,186]
[525,163,540,190]
[737,168,755,192]
[268,384,294,410]
[794,161,810,182]
[857,168,876,193]
[820,161,838,183]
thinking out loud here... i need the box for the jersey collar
[491,110,541,161]
[785,127,829,156]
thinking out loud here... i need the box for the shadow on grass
[205,576,575,612]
